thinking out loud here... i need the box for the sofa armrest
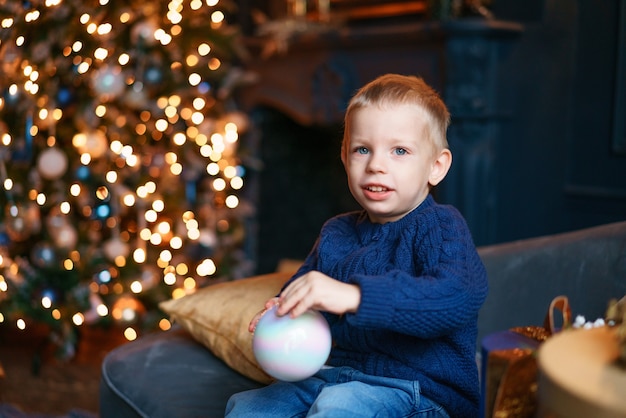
[477,221,626,345]
[99,327,263,418]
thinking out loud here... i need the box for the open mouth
[365,185,389,192]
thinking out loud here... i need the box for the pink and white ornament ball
[252,305,331,382]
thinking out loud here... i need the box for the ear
[428,148,452,187]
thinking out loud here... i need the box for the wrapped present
[480,296,571,418]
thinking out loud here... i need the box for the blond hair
[342,74,450,159]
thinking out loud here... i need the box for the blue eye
[395,148,407,155]
[356,147,369,154]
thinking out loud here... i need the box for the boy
[226,74,488,417]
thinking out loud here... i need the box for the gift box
[480,296,571,418]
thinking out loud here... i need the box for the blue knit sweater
[286,195,488,417]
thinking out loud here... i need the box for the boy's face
[342,103,451,224]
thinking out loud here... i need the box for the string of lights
[0,0,255,355]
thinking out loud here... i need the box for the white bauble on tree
[103,237,130,261]
[53,224,78,249]
[37,147,68,180]
[131,19,158,46]
[92,65,126,99]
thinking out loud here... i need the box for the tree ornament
[31,242,59,268]
[103,237,130,261]
[92,66,126,99]
[124,83,149,109]
[5,202,32,241]
[52,224,78,249]
[131,19,158,46]
[37,147,68,180]
[144,66,163,85]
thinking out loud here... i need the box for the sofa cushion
[159,272,291,384]
[100,327,264,418]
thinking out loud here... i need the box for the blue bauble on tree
[56,86,73,107]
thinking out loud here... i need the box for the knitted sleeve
[347,206,488,339]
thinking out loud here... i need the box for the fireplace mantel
[243,17,523,250]
[242,18,523,127]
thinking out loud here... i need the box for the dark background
[235,0,626,274]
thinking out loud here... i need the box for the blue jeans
[225,367,450,418]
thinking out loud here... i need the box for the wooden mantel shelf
[241,18,523,127]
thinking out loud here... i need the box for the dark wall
[253,109,359,273]
[492,0,626,241]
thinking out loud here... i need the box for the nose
[366,152,386,173]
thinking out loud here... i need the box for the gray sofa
[100,221,626,417]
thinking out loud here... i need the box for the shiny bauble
[103,237,130,261]
[5,203,32,241]
[131,19,158,46]
[37,147,68,180]
[52,224,78,249]
[31,242,59,268]
[92,66,126,99]
[253,305,331,382]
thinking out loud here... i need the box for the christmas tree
[0,0,255,356]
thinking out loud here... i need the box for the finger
[248,317,259,333]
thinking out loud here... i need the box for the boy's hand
[276,271,361,318]
[248,297,280,333]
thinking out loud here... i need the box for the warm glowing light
[59,201,71,214]
[175,263,189,275]
[133,248,146,263]
[159,250,172,262]
[188,73,201,86]
[207,162,220,175]
[230,176,244,190]
[124,327,138,341]
[197,259,216,276]
[183,277,196,290]
[173,132,186,145]
[225,195,239,208]
[212,178,226,191]
[17,318,26,330]
[122,193,136,206]
[150,233,162,245]
[211,11,224,23]
[145,210,158,222]
[97,304,109,316]
[164,272,176,285]
[73,313,85,326]
[152,200,164,212]
[198,43,211,56]
[170,162,182,175]
[70,183,81,196]
[159,318,172,331]
[130,281,143,293]
[170,236,183,249]
[157,221,170,234]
